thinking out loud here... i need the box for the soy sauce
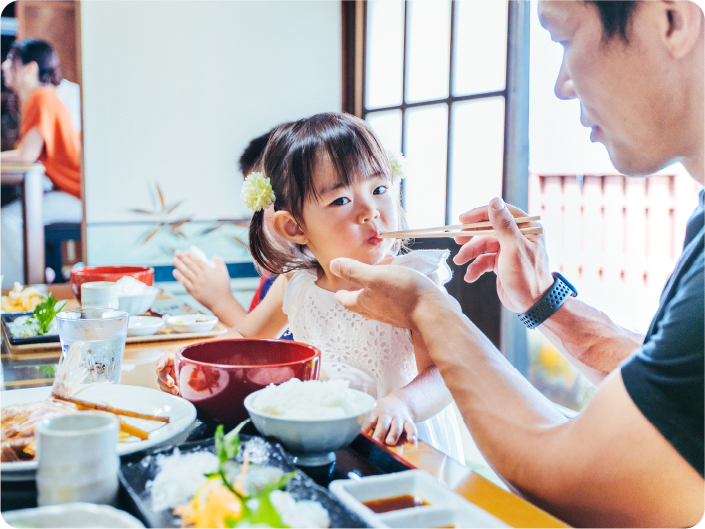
[363,495,429,513]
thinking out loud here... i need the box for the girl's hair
[8,39,62,86]
[249,112,403,275]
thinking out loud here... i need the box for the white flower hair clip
[241,171,276,212]
[386,150,408,182]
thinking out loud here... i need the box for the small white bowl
[164,313,218,333]
[2,502,145,528]
[117,286,160,316]
[329,470,508,528]
[244,387,376,466]
[127,316,164,336]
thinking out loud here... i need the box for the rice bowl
[249,379,370,420]
[244,380,376,466]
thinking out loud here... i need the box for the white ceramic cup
[36,411,120,507]
[81,282,119,309]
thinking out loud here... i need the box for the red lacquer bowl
[70,266,154,302]
[176,339,321,428]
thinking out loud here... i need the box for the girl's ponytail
[248,209,276,275]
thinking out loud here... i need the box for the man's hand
[329,259,454,331]
[454,197,554,313]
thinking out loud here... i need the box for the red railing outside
[526,172,701,409]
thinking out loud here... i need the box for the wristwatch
[518,272,577,329]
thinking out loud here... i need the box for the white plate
[329,470,508,528]
[1,384,196,481]
[127,316,164,336]
[2,502,145,528]
[164,313,218,333]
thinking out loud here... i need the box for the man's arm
[417,302,702,528]
[453,199,643,382]
[331,259,703,527]
[538,298,644,384]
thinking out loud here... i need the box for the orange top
[20,87,81,199]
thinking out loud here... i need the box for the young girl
[158,113,463,461]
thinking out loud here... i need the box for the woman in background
[1,38,81,286]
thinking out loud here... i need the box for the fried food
[1,283,45,313]
[1,400,77,462]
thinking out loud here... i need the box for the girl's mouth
[368,232,384,246]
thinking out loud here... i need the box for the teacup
[81,282,118,309]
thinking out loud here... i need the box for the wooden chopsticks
[52,393,170,423]
[380,215,542,239]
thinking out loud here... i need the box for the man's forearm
[538,298,644,384]
[413,300,568,486]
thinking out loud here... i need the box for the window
[361,0,510,228]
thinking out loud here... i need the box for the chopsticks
[52,393,170,423]
[380,215,542,239]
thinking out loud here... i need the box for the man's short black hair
[587,1,637,43]
[239,130,274,177]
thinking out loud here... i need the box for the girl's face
[300,155,398,268]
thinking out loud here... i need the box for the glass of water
[55,309,129,384]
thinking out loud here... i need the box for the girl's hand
[363,394,418,446]
[172,251,232,312]
[156,353,179,395]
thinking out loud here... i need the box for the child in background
[158,113,463,461]
[171,131,287,329]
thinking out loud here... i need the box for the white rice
[251,379,363,419]
[115,276,150,295]
[146,448,219,511]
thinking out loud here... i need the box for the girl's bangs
[317,124,390,198]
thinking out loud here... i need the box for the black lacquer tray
[1,313,60,346]
[118,434,370,528]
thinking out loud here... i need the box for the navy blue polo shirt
[621,190,704,476]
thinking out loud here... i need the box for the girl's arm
[401,332,454,421]
[363,332,454,446]
[1,127,44,162]
[235,274,290,339]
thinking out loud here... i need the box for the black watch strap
[518,272,577,329]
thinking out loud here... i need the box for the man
[329,1,704,526]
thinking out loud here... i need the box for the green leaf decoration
[32,294,65,335]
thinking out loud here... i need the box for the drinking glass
[55,309,129,384]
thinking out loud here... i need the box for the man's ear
[272,210,309,245]
[660,0,703,59]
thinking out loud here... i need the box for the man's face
[538,1,689,176]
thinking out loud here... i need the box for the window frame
[342,0,531,373]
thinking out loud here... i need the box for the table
[1,162,47,285]
[1,284,569,528]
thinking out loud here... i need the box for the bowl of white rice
[244,379,376,466]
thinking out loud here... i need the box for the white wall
[528,0,686,177]
[528,0,620,176]
[81,1,342,226]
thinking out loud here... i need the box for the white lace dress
[282,249,464,462]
